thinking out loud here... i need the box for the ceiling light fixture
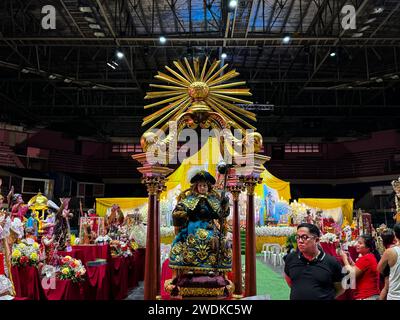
[48,74,57,80]
[330,52,336,57]
[282,36,291,44]
[372,7,384,14]
[64,78,73,83]
[351,32,363,38]
[159,36,167,44]
[21,68,29,74]
[79,6,92,13]
[94,32,105,37]
[116,51,124,59]
[84,16,96,23]
[89,24,101,30]
[107,62,116,70]
[229,0,238,9]
[221,52,227,59]
[359,25,370,32]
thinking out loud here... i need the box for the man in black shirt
[284,223,345,300]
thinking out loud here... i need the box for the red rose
[20,256,29,265]
[69,261,77,268]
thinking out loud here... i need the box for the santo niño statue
[166,170,233,298]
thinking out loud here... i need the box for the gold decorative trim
[179,287,225,297]
[168,265,232,272]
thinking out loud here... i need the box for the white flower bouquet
[255,226,296,237]
[95,235,112,245]
[320,232,338,243]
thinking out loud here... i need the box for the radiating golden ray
[209,95,256,120]
[210,92,253,105]
[203,60,221,82]
[145,90,185,99]
[149,84,188,91]
[152,99,191,131]
[184,58,196,81]
[209,89,252,96]
[155,72,188,87]
[207,70,239,87]
[165,66,192,86]
[143,96,190,126]
[144,93,187,109]
[193,58,200,80]
[173,61,194,83]
[205,99,245,132]
[207,97,256,130]
[200,56,209,81]
[205,63,229,84]
[142,58,256,130]
[209,82,246,90]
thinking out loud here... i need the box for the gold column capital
[227,185,244,201]
[239,176,263,196]
[142,176,166,195]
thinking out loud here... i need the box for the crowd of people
[284,222,400,300]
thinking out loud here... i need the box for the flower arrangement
[320,232,338,243]
[255,226,296,237]
[58,256,86,282]
[11,239,40,267]
[110,240,132,257]
[95,235,112,245]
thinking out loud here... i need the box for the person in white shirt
[378,223,400,300]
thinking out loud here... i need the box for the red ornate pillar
[236,153,269,298]
[132,153,172,300]
[143,177,159,299]
[228,185,244,298]
[155,183,166,299]
[242,178,260,297]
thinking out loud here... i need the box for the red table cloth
[66,245,110,265]
[127,255,139,289]
[109,257,129,300]
[161,258,173,300]
[11,265,43,300]
[83,264,110,300]
[135,248,145,282]
[43,279,83,300]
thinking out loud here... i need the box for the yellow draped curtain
[95,197,148,217]
[298,198,354,223]
[162,136,291,201]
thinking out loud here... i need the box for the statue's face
[197,182,208,195]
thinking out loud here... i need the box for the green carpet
[242,255,290,300]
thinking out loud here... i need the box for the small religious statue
[106,204,124,239]
[305,209,313,224]
[165,170,233,298]
[392,177,400,224]
[9,189,28,222]
[315,210,323,230]
[0,188,15,298]
[127,209,146,248]
[24,211,40,241]
[53,198,73,251]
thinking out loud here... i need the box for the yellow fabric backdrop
[161,136,291,201]
[298,198,354,223]
[96,197,148,217]
[255,167,291,201]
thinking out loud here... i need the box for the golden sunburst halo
[142,57,257,132]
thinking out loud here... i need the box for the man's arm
[377,249,390,274]
[334,282,345,298]
[284,273,292,287]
